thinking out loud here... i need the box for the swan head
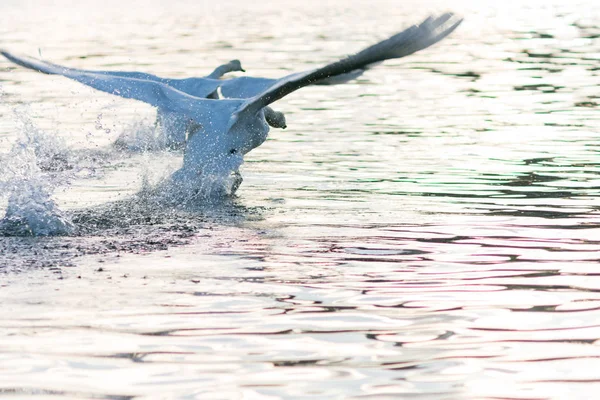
[228,59,245,73]
[264,107,287,129]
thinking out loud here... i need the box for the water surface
[1,0,600,398]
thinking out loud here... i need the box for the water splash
[0,103,245,238]
[113,118,168,153]
[151,152,245,206]
[113,124,245,204]
[0,109,75,236]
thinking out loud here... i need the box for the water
[1,0,600,398]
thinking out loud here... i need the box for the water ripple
[2,0,600,398]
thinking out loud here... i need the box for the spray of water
[0,104,244,237]
[113,118,168,153]
[148,151,245,207]
[0,109,75,236]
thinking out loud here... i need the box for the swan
[3,54,366,149]
[1,19,440,148]
[1,13,462,197]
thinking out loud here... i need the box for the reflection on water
[1,0,600,398]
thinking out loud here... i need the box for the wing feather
[1,50,203,113]
[235,13,462,117]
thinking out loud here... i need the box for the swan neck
[207,63,233,79]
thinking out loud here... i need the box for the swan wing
[234,13,462,117]
[1,50,213,114]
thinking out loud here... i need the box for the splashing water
[151,151,246,206]
[112,118,169,153]
[109,115,246,201]
[0,109,75,236]
[113,131,244,204]
[0,108,244,236]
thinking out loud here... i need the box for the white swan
[2,14,462,196]
[3,55,366,149]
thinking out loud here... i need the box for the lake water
[1,0,600,398]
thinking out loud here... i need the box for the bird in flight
[4,54,368,149]
[2,13,462,196]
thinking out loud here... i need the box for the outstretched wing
[234,13,462,117]
[313,68,368,85]
[1,50,207,113]
[2,51,170,82]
